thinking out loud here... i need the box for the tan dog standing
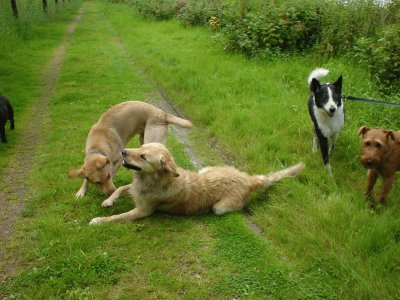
[89,143,305,225]
[358,126,400,204]
[68,101,192,198]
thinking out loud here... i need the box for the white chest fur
[314,105,344,138]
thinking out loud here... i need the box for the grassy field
[1,0,399,298]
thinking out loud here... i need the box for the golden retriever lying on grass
[89,143,305,225]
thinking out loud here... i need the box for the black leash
[342,95,400,107]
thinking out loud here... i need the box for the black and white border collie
[307,68,344,175]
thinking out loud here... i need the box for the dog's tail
[254,162,305,189]
[308,68,329,86]
[166,114,193,129]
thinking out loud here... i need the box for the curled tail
[166,114,193,129]
[307,68,329,86]
[254,162,305,189]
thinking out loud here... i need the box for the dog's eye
[140,154,147,161]
[365,141,371,147]
[375,143,382,149]
[107,174,111,179]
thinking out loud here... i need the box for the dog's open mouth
[122,160,142,171]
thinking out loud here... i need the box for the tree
[10,0,18,18]
[43,0,48,13]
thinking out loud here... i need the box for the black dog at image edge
[0,95,15,143]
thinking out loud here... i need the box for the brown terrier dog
[358,126,400,204]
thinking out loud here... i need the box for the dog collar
[86,150,109,158]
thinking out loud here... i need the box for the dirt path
[0,8,83,284]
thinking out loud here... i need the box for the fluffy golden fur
[68,101,192,198]
[90,143,305,225]
[358,126,400,204]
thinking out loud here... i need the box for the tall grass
[0,0,72,41]
[0,0,82,165]
[125,0,400,91]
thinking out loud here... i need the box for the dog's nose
[329,106,336,114]
[366,159,374,167]
[121,149,127,157]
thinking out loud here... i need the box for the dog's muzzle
[361,157,380,169]
[326,106,336,117]
[122,160,142,171]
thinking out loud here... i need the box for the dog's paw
[75,190,86,199]
[325,164,333,176]
[89,217,103,225]
[312,144,318,154]
[101,199,114,208]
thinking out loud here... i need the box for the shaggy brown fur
[89,143,305,225]
[68,101,192,198]
[358,126,400,204]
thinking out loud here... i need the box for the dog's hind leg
[8,102,15,130]
[89,207,152,225]
[0,124,6,143]
[378,175,395,204]
[212,196,248,216]
[101,184,131,207]
[143,124,168,145]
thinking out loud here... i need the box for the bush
[122,0,399,91]
[315,0,382,56]
[177,0,223,27]
[353,23,400,91]
[216,3,322,57]
[130,0,176,20]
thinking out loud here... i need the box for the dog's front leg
[329,132,339,154]
[89,207,152,225]
[101,184,131,207]
[312,134,318,153]
[76,179,89,198]
[318,135,332,176]
[365,169,378,199]
[378,175,395,204]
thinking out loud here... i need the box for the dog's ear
[96,156,110,169]
[334,75,342,92]
[357,126,370,137]
[384,130,395,141]
[310,78,321,93]
[68,168,84,179]
[160,155,179,177]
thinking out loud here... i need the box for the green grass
[1,0,400,299]
[0,0,83,167]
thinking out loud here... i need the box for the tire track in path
[0,6,84,284]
